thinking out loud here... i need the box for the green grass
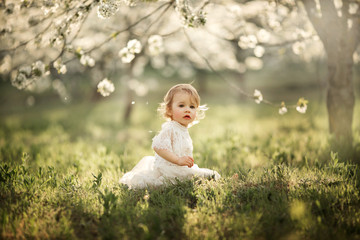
[1,97,360,239]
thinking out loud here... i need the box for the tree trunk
[326,52,355,144]
[301,0,360,145]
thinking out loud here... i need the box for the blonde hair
[157,84,207,123]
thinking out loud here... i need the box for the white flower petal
[97,78,115,97]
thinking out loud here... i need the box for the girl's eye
[179,104,184,107]
[190,106,195,109]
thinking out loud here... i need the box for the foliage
[0,99,360,239]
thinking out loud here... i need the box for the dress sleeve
[152,122,173,151]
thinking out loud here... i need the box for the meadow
[1,84,360,239]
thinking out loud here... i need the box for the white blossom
[32,61,45,77]
[87,58,95,67]
[296,98,308,114]
[254,46,265,58]
[296,105,307,114]
[148,35,162,45]
[238,35,258,49]
[353,52,360,64]
[175,0,207,28]
[228,5,242,17]
[245,57,263,70]
[53,60,67,74]
[118,39,141,63]
[148,35,164,56]
[349,3,359,14]
[279,106,287,115]
[0,55,12,74]
[279,102,288,115]
[97,78,115,97]
[253,89,263,104]
[19,66,32,77]
[333,0,342,10]
[292,41,305,55]
[59,65,67,74]
[268,19,281,30]
[257,29,270,43]
[123,0,137,6]
[80,55,87,65]
[12,72,28,89]
[97,0,120,19]
[41,3,59,16]
[53,60,60,68]
[80,55,95,67]
[119,47,135,63]
[277,5,289,17]
[127,39,142,54]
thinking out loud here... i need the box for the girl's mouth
[184,115,191,119]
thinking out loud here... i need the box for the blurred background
[0,0,360,155]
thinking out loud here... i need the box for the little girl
[120,84,220,189]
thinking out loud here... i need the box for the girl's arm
[153,147,194,168]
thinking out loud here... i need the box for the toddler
[120,84,220,189]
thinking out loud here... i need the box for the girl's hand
[177,156,194,168]
[154,148,194,167]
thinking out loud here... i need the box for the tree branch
[300,0,328,49]
[183,29,280,107]
[84,1,173,55]
[0,21,53,53]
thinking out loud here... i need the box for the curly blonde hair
[157,84,207,123]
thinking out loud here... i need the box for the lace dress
[120,121,221,189]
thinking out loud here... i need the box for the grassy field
[1,90,360,239]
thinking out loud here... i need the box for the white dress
[120,121,221,189]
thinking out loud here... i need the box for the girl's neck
[171,120,188,130]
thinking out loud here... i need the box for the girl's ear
[166,106,172,117]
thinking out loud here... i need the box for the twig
[183,29,275,105]
[84,1,173,54]
[143,0,174,36]
[0,21,53,53]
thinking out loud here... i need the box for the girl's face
[169,91,197,127]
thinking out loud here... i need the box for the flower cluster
[97,0,137,19]
[253,89,263,104]
[41,1,60,16]
[97,0,121,19]
[12,71,29,90]
[175,0,207,28]
[80,55,95,67]
[148,35,164,56]
[75,48,96,67]
[238,35,258,49]
[119,39,142,63]
[53,60,67,74]
[12,61,49,90]
[32,61,46,77]
[296,98,308,114]
[97,78,115,97]
[279,101,287,115]
[292,41,305,55]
